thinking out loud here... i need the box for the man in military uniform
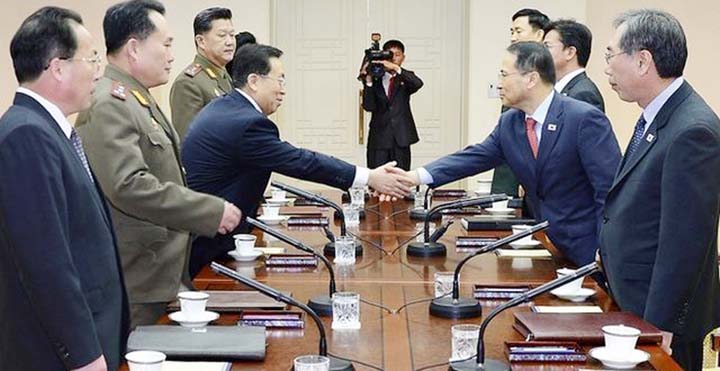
[76,0,241,328]
[170,7,235,141]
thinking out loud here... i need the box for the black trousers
[367,146,411,171]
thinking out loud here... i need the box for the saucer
[257,215,288,225]
[265,197,295,205]
[508,240,542,249]
[588,346,649,369]
[169,311,219,328]
[550,287,596,302]
[228,249,263,262]
[485,207,515,215]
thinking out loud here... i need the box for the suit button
[603,215,609,224]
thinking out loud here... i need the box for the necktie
[525,117,539,159]
[70,129,94,183]
[625,115,647,159]
[387,76,396,100]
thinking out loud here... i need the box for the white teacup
[602,324,641,355]
[125,350,166,371]
[554,267,584,295]
[177,291,209,317]
[262,203,280,218]
[233,234,257,254]
[476,180,492,195]
[271,189,286,200]
[511,224,534,243]
[492,199,509,209]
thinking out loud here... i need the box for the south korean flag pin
[548,123,557,131]
[646,134,655,143]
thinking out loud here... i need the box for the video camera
[363,33,393,80]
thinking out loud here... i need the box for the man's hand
[218,201,242,235]
[372,60,401,74]
[72,355,106,371]
[368,161,414,201]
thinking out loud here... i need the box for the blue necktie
[70,129,94,183]
[625,115,647,159]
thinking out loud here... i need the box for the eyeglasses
[260,75,286,87]
[60,53,103,70]
[498,70,528,79]
[604,50,627,64]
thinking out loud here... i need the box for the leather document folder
[127,325,266,360]
[513,311,663,344]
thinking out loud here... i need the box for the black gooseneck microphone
[406,194,508,258]
[429,220,549,319]
[246,217,337,316]
[449,262,599,371]
[210,262,354,371]
[271,181,362,257]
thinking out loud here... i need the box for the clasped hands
[367,162,420,202]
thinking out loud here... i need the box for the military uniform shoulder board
[205,68,218,80]
[110,81,127,101]
[184,63,202,77]
[130,89,150,107]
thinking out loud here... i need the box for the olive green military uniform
[76,64,225,328]
[169,54,233,141]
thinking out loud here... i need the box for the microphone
[322,224,336,243]
[247,217,337,316]
[449,262,599,371]
[429,219,454,243]
[271,181,362,257]
[210,262,354,371]
[409,186,441,221]
[407,194,508,258]
[430,221,549,319]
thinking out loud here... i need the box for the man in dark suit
[182,44,414,277]
[393,42,621,267]
[544,19,605,112]
[361,39,423,170]
[0,7,128,371]
[599,10,720,370]
[493,8,552,199]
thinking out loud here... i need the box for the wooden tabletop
[126,191,680,370]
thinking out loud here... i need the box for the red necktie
[525,117,539,159]
[387,76,396,100]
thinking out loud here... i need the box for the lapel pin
[548,124,557,131]
[646,134,654,142]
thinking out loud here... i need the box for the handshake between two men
[367,161,420,201]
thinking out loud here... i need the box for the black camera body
[364,33,392,80]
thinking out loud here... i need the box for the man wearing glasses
[182,43,415,278]
[170,7,235,142]
[387,42,620,268]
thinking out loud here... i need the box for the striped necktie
[70,129,94,183]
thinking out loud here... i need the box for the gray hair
[613,9,686,78]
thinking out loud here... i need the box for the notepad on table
[162,361,231,371]
[531,305,603,314]
[495,249,552,258]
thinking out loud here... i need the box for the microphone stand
[407,194,508,258]
[247,217,337,316]
[210,262,354,371]
[409,186,441,221]
[449,262,599,371]
[429,221,549,319]
[271,181,363,257]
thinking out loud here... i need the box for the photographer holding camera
[360,38,423,171]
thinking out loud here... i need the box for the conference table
[125,191,681,370]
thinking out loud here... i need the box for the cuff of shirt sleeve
[416,167,434,185]
[353,167,370,187]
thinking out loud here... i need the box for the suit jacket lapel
[535,93,564,173]
[561,72,586,95]
[14,93,113,230]
[608,81,694,194]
